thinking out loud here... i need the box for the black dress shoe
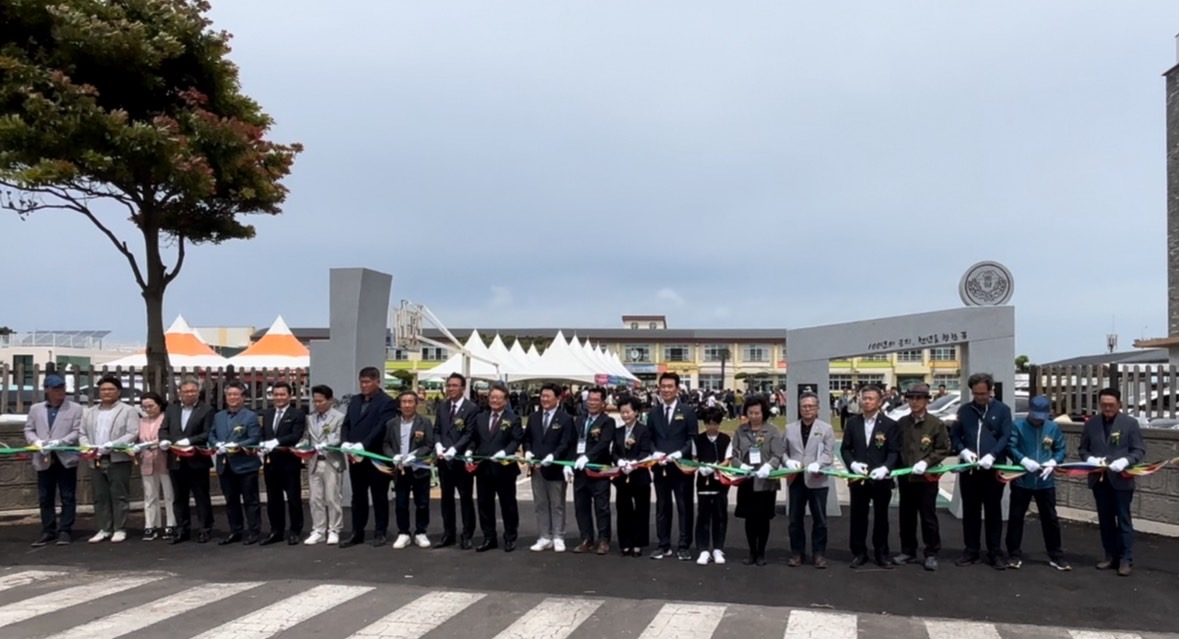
[243,534,260,546]
[875,556,894,569]
[849,555,869,568]
[196,532,211,544]
[340,535,364,548]
[475,539,498,552]
[219,533,242,546]
[742,555,757,565]
[436,534,456,548]
[504,541,516,552]
[460,536,473,550]
[287,534,300,545]
[371,534,387,548]
[170,532,191,545]
[259,533,282,546]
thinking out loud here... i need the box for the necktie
[665,405,672,424]
[276,408,284,425]
[491,413,500,436]
[450,402,458,420]
[544,412,551,429]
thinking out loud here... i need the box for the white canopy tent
[507,331,600,384]
[228,316,309,370]
[488,334,531,376]
[526,344,542,364]
[420,329,503,381]
[102,316,231,370]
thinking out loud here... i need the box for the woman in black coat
[613,397,653,557]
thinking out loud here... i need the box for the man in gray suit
[23,374,84,547]
[782,391,837,569]
[302,384,345,546]
[78,376,140,544]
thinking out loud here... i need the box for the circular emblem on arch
[959,261,1014,306]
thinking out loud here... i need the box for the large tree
[0,0,301,394]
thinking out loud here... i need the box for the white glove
[959,449,977,463]
[315,442,327,453]
[912,460,928,475]
[850,462,868,476]
[807,462,821,474]
[99,442,114,454]
[755,464,772,479]
[492,450,506,460]
[739,463,753,472]
[134,442,150,453]
[542,454,554,466]
[216,443,229,454]
[667,451,683,461]
[1109,458,1129,473]
[563,466,574,481]
[524,451,534,462]
[263,439,279,452]
[785,459,802,471]
[1039,460,1056,480]
[403,453,415,464]
[869,466,889,480]
[445,447,456,460]
[978,454,995,470]
[176,438,190,446]
[392,454,404,465]
[1020,457,1041,473]
[622,463,634,475]
[46,439,61,449]
[435,443,445,456]
[463,449,474,461]
[158,440,172,451]
[698,466,714,476]
[33,439,44,449]
[1086,456,1106,466]
[575,455,589,471]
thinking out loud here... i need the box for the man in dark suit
[162,377,216,544]
[648,372,698,561]
[523,383,576,552]
[339,366,398,548]
[572,386,616,555]
[208,382,263,545]
[474,383,523,552]
[1078,387,1146,576]
[432,372,482,549]
[840,384,900,568]
[950,372,1014,570]
[259,382,307,546]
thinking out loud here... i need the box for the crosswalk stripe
[924,619,1002,639]
[784,610,858,639]
[0,570,67,593]
[638,603,727,639]
[0,575,165,629]
[493,597,603,639]
[43,581,263,639]
[1069,631,1143,639]
[347,591,485,639]
[190,584,374,639]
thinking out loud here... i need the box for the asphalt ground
[0,497,1174,635]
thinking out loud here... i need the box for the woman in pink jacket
[137,392,176,540]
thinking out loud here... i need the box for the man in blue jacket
[950,372,1013,570]
[1005,395,1069,571]
[208,382,262,545]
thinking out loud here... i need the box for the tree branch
[76,204,148,290]
[164,235,185,285]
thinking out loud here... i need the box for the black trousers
[171,465,214,534]
[438,460,476,538]
[394,472,431,535]
[653,466,694,551]
[348,461,391,538]
[849,480,892,558]
[36,459,77,535]
[574,475,611,543]
[1092,482,1135,563]
[614,478,650,549]
[476,464,518,542]
[787,481,828,557]
[695,492,728,551]
[898,480,940,557]
[1006,485,1063,560]
[219,469,260,536]
[264,465,304,535]
[959,469,1005,556]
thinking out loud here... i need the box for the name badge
[576,440,587,455]
[749,447,762,465]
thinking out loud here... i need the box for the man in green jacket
[892,384,951,571]
[1005,395,1070,571]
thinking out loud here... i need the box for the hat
[43,374,65,389]
[1029,395,1051,421]
[904,383,931,399]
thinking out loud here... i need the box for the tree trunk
[140,219,172,399]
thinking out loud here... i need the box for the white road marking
[1069,631,1143,639]
[637,603,727,639]
[347,591,485,638]
[924,620,1002,639]
[0,570,66,593]
[0,575,165,628]
[191,584,373,639]
[493,597,602,639]
[784,609,857,639]
[44,581,262,639]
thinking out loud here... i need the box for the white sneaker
[414,534,431,548]
[110,531,127,543]
[697,551,711,565]
[530,537,552,552]
[304,531,324,545]
[712,549,726,565]
[553,538,566,553]
[392,534,412,549]
[89,531,111,544]
[327,532,340,545]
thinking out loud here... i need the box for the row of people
[22,370,1145,576]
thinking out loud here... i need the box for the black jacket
[612,421,652,487]
[434,397,481,452]
[840,412,901,482]
[647,401,698,458]
[694,432,730,492]
[342,391,397,453]
[163,401,214,470]
[261,404,307,472]
[524,409,576,481]
[574,412,616,466]
[473,409,523,476]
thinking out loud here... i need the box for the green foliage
[0,326,13,336]
[1015,354,1030,372]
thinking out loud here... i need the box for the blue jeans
[788,480,828,556]
[395,473,431,535]
[37,459,77,535]
[1093,482,1135,563]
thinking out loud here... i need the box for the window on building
[699,374,723,391]
[829,374,854,390]
[932,374,960,390]
[931,347,958,361]
[862,354,889,362]
[741,345,770,363]
[630,322,638,330]
[702,344,730,362]
[897,350,924,362]
[857,374,886,390]
[389,349,410,361]
[625,345,651,362]
[649,322,658,329]
[421,347,448,361]
[663,344,692,362]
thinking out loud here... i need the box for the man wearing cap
[23,374,84,546]
[892,384,951,571]
[1005,395,1070,571]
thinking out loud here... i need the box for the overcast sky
[3,1,1177,363]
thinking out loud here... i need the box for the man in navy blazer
[432,372,483,549]
[473,383,524,552]
[648,372,699,561]
[1078,388,1147,576]
[258,382,307,546]
[339,366,398,548]
[208,382,262,545]
[950,372,1013,570]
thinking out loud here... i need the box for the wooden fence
[1030,363,1179,421]
[1,363,310,414]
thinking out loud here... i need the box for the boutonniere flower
[590,428,601,440]
[551,421,562,430]
[1110,431,1121,445]
[1042,436,1053,451]
[233,425,244,436]
[414,430,425,442]
[626,437,636,447]
[874,432,886,448]
[755,434,765,447]
[454,418,464,429]
[920,436,932,451]
[674,413,684,422]
[501,419,511,430]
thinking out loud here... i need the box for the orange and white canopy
[228,316,309,370]
[103,316,231,370]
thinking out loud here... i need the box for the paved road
[0,501,1176,638]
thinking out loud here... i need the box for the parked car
[1147,417,1179,430]
[887,391,960,421]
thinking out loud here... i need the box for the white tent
[526,344,542,364]
[102,316,231,370]
[228,316,309,370]
[488,334,530,376]
[420,329,503,381]
[508,340,531,368]
[586,341,639,381]
[509,331,599,383]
